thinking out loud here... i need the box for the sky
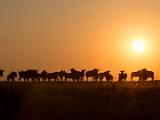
[1,0,160,78]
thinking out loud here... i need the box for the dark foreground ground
[0,81,160,120]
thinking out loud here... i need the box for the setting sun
[133,40,145,53]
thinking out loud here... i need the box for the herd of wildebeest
[0,68,155,82]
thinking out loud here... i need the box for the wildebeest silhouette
[139,69,154,81]
[18,71,26,81]
[131,71,141,81]
[64,72,72,82]
[131,69,154,81]
[39,70,48,81]
[18,69,39,82]
[118,71,127,82]
[99,72,105,81]
[99,71,113,81]
[46,72,59,81]
[59,70,66,81]
[7,72,17,82]
[70,68,86,82]
[79,69,86,80]
[70,68,81,82]
[86,69,99,81]
[104,71,113,81]
[0,69,4,76]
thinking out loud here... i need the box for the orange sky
[0,0,160,78]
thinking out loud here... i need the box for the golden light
[133,39,145,53]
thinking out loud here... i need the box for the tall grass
[0,81,160,120]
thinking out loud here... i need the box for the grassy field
[0,81,160,120]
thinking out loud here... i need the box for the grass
[0,81,160,120]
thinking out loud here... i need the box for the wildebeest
[118,71,127,82]
[18,71,26,81]
[7,72,17,82]
[0,69,4,76]
[70,68,86,82]
[70,68,81,82]
[64,72,72,82]
[99,71,113,81]
[59,70,66,81]
[131,71,141,81]
[39,70,48,81]
[46,72,59,81]
[80,70,86,80]
[78,69,86,80]
[139,69,154,81]
[104,71,113,81]
[18,69,39,82]
[131,69,154,81]
[86,69,99,81]
[99,72,105,81]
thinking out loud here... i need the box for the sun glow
[133,39,145,53]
